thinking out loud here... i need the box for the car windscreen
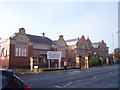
[0,74,8,89]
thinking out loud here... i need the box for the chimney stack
[41,32,45,37]
[59,35,63,39]
[19,27,25,34]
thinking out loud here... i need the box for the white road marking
[55,75,98,88]
[54,86,62,88]
[93,76,97,79]
[63,82,73,87]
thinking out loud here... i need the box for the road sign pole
[58,58,61,69]
[47,51,62,69]
[48,59,50,69]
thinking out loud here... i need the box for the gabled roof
[87,38,91,44]
[27,34,52,45]
[81,35,86,41]
[10,33,17,39]
[52,35,68,46]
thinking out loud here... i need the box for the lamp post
[116,31,120,48]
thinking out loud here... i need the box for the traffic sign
[112,52,115,55]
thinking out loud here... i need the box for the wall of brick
[9,44,33,69]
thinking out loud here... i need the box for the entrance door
[39,55,47,68]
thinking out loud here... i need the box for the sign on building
[47,51,62,69]
[47,51,62,59]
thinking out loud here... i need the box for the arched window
[79,44,87,57]
[0,48,7,56]
[1,48,5,56]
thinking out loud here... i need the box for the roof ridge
[65,38,78,42]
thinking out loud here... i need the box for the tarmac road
[18,64,119,88]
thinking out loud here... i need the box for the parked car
[0,69,31,90]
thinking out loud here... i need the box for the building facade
[0,28,69,69]
[0,28,53,69]
[66,38,78,68]
[0,28,109,69]
[52,35,69,67]
[66,35,109,68]
[0,28,33,69]
[114,48,120,60]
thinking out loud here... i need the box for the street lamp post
[116,31,120,48]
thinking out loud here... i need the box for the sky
[0,0,119,53]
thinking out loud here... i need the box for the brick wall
[9,44,33,69]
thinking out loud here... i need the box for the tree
[90,56,96,67]
[90,56,101,67]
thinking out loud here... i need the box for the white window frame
[15,47,27,57]
[15,48,19,56]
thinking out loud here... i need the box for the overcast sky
[0,0,119,53]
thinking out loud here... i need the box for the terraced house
[0,28,69,69]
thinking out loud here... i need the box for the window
[0,48,7,57]
[22,48,27,56]
[24,48,27,56]
[70,50,74,58]
[4,49,7,56]
[82,45,85,49]
[79,44,87,57]
[1,48,4,56]
[21,48,24,56]
[18,48,21,56]
[16,48,19,56]
[15,47,27,57]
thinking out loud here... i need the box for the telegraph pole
[116,31,120,48]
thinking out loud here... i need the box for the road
[18,65,119,88]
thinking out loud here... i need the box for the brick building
[52,35,69,67]
[0,28,33,68]
[0,28,69,69]
[0,28,109,69]
[66,38,78,68]
[66,35,109,68]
